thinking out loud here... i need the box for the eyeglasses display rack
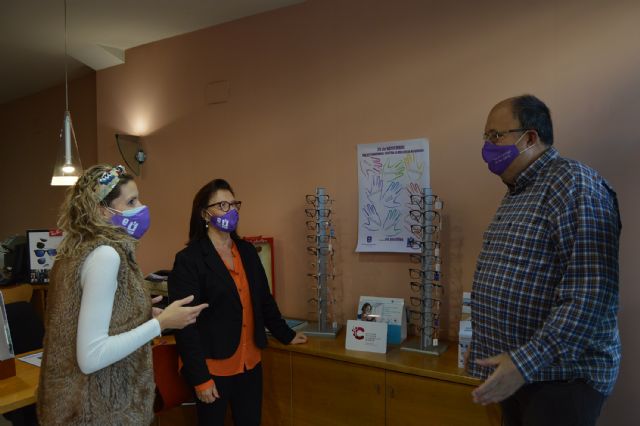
[402,188,448,355]
[301,187,341,338]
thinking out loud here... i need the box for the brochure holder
[357,296,407,345]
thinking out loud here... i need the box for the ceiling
[0,0,304,104]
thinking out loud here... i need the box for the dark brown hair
[188,179,240,244]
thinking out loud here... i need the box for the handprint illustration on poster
[356,138,429,253]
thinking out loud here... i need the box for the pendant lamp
[51,0,83,186]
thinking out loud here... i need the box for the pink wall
[0,73,97,238]
[95,1,640,424]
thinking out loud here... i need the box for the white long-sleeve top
[76,245,161,374]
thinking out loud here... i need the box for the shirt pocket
[497,218,553,268]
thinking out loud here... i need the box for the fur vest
[37,238,154,425]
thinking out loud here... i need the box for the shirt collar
[510,147,558,194]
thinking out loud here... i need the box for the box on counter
[458,292,472,368]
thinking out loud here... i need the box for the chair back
[1,285,43,354]
[152,342,194,412]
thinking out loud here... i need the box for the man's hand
[472,352,525,405]
[290,332,308,345]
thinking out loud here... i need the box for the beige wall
[0,73,97,238]
[94,0,639,424]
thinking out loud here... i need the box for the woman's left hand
[151,295,164,318]
[290,332,308,345]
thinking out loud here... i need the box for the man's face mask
[481,131,535,175]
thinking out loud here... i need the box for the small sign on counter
[345,320,388,354]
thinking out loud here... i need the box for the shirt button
[496,215,501,221]
[243,324,247,328]
[486,240,491,245]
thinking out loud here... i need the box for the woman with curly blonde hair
[37,164,208,425]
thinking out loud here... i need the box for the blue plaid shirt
[469,147,621,395]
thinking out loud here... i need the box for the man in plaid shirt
[468,95,621,426]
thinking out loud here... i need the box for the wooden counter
[267,330,481,386]
[260,331,500,426]
[0,351,41,415]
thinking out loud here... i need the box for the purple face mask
[110,205,151,239]
[481,133,532,175]
[210,209,239,233]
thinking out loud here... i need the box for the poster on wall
[27,229,63,284]
[356,138,430,253]
[244,236,275,296]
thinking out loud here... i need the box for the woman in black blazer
[169,178,307,426]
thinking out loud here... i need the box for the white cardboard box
[345,320,388,354]
[458,319,472,368]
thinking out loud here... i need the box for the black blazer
[168,237,295,387]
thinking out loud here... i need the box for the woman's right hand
[156,295,208,330]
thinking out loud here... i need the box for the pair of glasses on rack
[309,260,336,269]
[307,297,337,305]
[410,281,444,293]
[415,325,440,339]
[307,246,334,256]
[309,283,337,291]
[409,254,439,264]
[306,234,336,244]
[409,195,442,209]
[409,224,440,238]
[409,194,439,205]
[305,195,332,206]
[409,268,440,280]
[409,297,442,310]
[305,208,332,218]
[407,309,440,321]
[408,239,441,250]
[306,220,331,231]
[408,210,440,223]
[307,272,336,280]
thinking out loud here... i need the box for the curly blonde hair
[56,164,135,258]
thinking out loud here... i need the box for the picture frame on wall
[27,229,63,284]
[244,236,275,296]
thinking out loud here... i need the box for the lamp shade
[51,110,83,186]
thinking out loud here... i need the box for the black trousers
[195,363,263,426]
[500,380,606,426]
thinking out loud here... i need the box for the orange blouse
[194,243,261,391]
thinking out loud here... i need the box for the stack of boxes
[458,292,472,368]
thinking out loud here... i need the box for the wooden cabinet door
[386,371,500,426]
[262,348,293,426]
[291,353,385,426]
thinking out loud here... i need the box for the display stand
[402,188,447,355]
[301,187,341,338]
